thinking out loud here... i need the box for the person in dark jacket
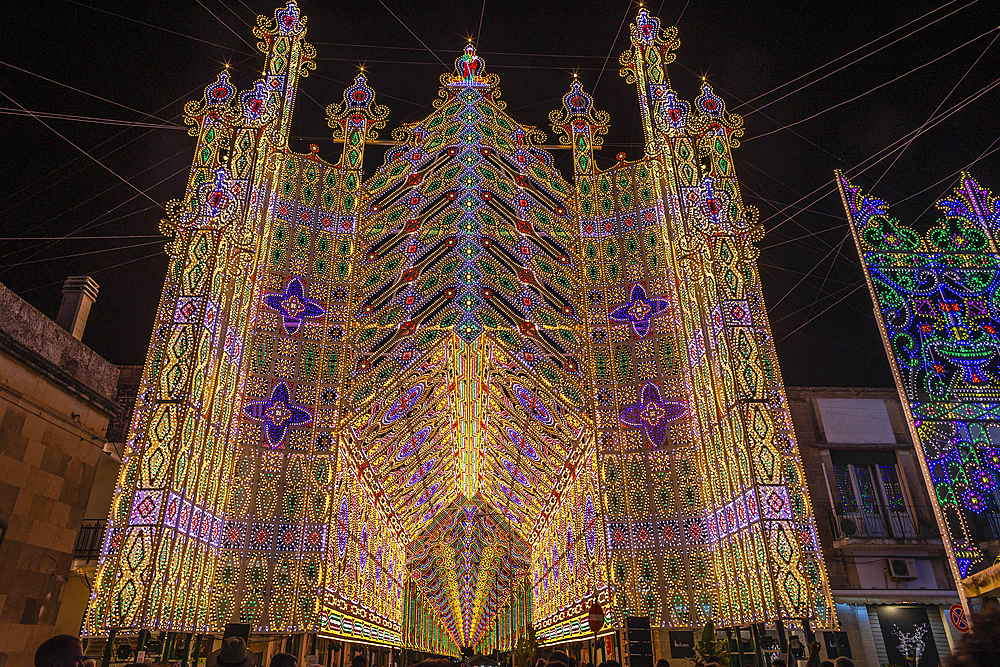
[34,636,85,667]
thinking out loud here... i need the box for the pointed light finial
[628,5,679,58]
[204,70,236,106]
[274,1,303,35]
[695,81,727,117]
[549,79,611,150]
[326,72,389,142]
[563,80,594,116]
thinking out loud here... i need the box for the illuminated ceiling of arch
[406,497,531,648]
[346,337,588,533]
[337,47,595,646]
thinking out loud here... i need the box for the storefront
[831,591,962,667]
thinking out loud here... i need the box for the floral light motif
[243,381,312,447]
[610,283,670,337]
[619,383,687,448]
[263,276,324,335]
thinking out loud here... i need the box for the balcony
[74,519,107,562]
[828,505,942,550]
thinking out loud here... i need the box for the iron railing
[74,519,106,561]
[829,504,939,541]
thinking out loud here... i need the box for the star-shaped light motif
[619,382,687,449]
[244,381,312,448]
[263,276,324,335]
[610,283,670,337]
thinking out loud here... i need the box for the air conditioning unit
[886,558,918,581]
[839,518,858,536]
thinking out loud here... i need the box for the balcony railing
[74,519,107,561]
[828,505,940,542]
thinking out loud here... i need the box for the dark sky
[3,0,999,387]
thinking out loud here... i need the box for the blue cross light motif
[609,283,670,337]
[263,276,324,335]
[243,381,312,448]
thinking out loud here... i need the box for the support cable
[591,0,631,97]
[871,29,1000,189]
[195,0,257,52]
[747,26,1000,142]
[766,231,850,311]
[0,89,159,205]
[63,0,257,57]
[376,1,448,67]
[1,239,167,269]
[0,60,184,127]
[476,0,487,46]
[908,134,1000,217]
[0,162,188,268]
[0,64,256,217]
[0,152,190,259]
[789,231,853,349]
[761,73,1000,233]
[739,0,977,114]
[771,281,865,327]
[776,285,866,343]
[0,108,185,130]
[17,249,169,295]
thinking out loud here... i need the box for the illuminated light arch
[85,1,834,653]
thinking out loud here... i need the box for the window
[832,451,914,538]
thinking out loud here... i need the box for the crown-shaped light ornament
[326,73,390,143]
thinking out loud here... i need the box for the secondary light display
[85,2,834,650]
[840,172,1000,591]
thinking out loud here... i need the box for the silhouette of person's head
[34,636,84,667]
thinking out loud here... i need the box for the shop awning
[831,589,960,606]
[962,562,1000,597]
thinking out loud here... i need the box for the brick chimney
[56,275,99,340]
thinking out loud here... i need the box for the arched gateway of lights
[85,2,836,654]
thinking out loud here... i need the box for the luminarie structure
[840,172,1000,609]
[86,3,834,651]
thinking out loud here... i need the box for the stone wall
[0,282,118,667]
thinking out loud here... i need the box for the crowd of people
[766,641,853,667]
[30,608,1000,667]
[526,650,613,667]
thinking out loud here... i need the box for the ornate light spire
[549,79,610,177]
[619,8,680,154]
[252,0,316,146]
[326,72,389,170]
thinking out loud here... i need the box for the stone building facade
[0,281,119,667]
[53,366,140,648]
[787,387,965,667]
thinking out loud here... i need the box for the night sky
[3,0,999,387]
